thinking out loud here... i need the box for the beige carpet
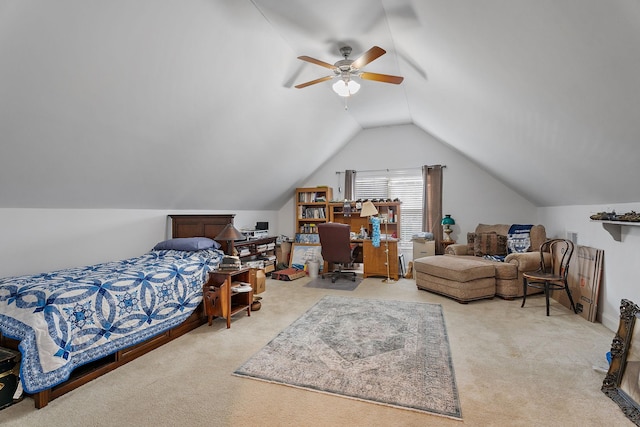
[234,295,460,419]
[0,275,633,426]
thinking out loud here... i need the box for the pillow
[507,234,531,253]
[474,233,507,257]
[153,237,220,251]
[466,232,476,254]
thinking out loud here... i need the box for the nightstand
[441,240,456,252]
[203,268,253,328]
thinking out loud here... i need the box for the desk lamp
[215,223,244,255]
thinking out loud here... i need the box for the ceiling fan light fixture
[332,79,360,97]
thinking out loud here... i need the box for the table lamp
[215,223,244,255]
[360,200,379,218]
[442,214,455,242]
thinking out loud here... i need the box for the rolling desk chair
[318,222,357,283]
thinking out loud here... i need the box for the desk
[322,238,399,281]
[363,239,399,280]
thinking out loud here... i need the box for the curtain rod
[335,165,446,174]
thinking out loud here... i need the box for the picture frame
[294,233,320,244]
[289,243,323,271]
[602,299,640,425]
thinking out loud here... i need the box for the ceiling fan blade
[294,75,333,89]
[297,56,336,70]
[359,72,404,85]
[351,46,386,70]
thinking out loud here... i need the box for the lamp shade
[332,79,360,97]
[215,223,244,241]
[441,214,455,225]
[360,200,379,217]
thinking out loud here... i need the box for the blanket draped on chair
[507,224,533,254]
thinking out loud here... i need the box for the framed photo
[289,243,323,271]
[602,299,640,425]
[295,233,320,244]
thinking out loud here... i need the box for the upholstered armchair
[444,224,547,299]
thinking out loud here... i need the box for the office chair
[521,239,576,316]
[318,222,357,283]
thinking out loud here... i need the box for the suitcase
[0,347,19,410]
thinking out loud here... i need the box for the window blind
[355,170,423,248]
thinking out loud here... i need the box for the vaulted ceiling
[2,1,639,210]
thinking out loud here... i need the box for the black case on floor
[0,347,19,410]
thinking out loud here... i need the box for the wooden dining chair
[521,239,576,316]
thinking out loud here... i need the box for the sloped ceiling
[1,0,639,210]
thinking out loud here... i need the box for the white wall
[0,208,278,278]
[540,203,640,331]
[278,124,539,240]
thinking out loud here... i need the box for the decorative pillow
[153,237,220,251]
[474,233,507,257]
[466,232,476,254]
[507,224,533,253]
[507,234,531,253]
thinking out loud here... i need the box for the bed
[0,214,234,408]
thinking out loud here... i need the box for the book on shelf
[218,255,242,270]
[302,207,325,219]
[231,282,252,293]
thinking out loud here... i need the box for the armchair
[444,224,547,299]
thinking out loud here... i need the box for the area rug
[233,295,461,419]
[303,275,362,291]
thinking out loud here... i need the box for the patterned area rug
[303,275,362,291]
[233,295,461,419]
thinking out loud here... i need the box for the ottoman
[414,256,496,303]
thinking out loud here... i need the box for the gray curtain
[422,165,444,253]
[344,169,356,200]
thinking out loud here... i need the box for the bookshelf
[328,201,401,239]
[232,236,277,274]
[295,186,333,234]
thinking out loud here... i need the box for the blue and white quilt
[0,248,223,393]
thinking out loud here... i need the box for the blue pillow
[153,237,220,251]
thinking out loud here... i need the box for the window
[355,169,423,249]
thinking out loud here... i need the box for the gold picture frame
[602,299,640,425]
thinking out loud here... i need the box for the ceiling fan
[295,45,404,97]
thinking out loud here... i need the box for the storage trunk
[0,347,19,410]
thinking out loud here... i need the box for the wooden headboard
[169,214,235,254]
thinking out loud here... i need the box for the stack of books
[218,255,242,270]
[231,282,252,293]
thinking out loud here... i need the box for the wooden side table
[203,268,253,328]
[441,240,456,253]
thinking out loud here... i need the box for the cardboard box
[276,242,292,265]
[249,268,266,294]
[272,268,306,281]
[552,245,603,322]
[412,239,435,260]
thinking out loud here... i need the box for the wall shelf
[592,220,640,242]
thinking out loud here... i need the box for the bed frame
[0,214,235,408]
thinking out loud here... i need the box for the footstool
[413,256,496,303]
